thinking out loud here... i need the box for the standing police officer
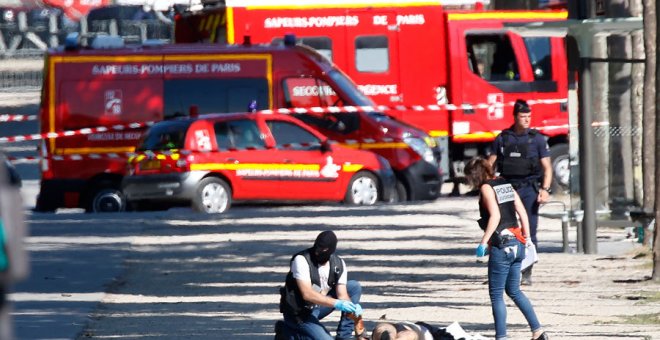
[488,99,552,285]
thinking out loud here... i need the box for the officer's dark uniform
[492,127,549,246]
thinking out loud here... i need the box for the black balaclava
[310,230,337,265]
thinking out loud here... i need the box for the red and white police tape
[0,114,37,122]
[7,98,629,165]
[0,99,570,143]
[0,121,156,144]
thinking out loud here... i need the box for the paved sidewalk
[9,196,660,340]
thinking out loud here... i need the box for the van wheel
[388,180,407,203]
[192,177,231,214]
[344,171,379,205]
[89,187,126,213]
[395,180,408,202]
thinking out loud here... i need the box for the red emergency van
[174,0,571,190]
[36,36,442,212]
[122,112,396,213]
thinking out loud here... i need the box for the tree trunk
[642,0,656,216]
[592,34,609,211]
[607,34,634,218]
[650,0,660,282]
[631,30,644,208]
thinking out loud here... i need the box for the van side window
[294,112,359,135]
[164,78,269,119]
[138,121,191,151]
[355,35,389,73]
[215,120,265,149]
[466,34,519,81]
[272,36,333,61]
[214,122,232,149]
[267,120,321,150]
[282,78,341,108]
[523,37,552,81]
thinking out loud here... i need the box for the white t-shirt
[291,255,347,295]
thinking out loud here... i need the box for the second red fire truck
[174,0,571,190]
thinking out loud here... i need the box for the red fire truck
[174,0,571,190]
[35,36,441,212]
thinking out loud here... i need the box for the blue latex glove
[476,244,488,257]
[334,300,357,314]
[353,303,363,316]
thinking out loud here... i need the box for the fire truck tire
[344,171,379,205]
[192,177,232,214]
[88,187,126,213]
[549,143,569,193]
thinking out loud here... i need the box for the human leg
[283,313,334,340]
[488,246,513,340]
[516,185,539,245]
[504,243,542,334]
[334,280,362,339]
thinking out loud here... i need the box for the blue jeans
[516,184,539,245]
[282,280,362,340]
[488,240,541,340]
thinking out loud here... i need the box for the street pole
[573,0,598,254]
[578,57,598,254]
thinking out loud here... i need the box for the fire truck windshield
[327,70,372,106]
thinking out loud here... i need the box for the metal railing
[539,200,584,253]
[0,10,173,58]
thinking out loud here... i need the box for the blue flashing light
[283,34,296,47]
[64,32,80,50]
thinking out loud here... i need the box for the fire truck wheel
[344,171,379,205]
[89,188,126,213]
[193,177,232,214]
[549,143,569,193]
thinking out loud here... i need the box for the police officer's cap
[513,99,531,115]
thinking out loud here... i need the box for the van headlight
[403,134,436,164]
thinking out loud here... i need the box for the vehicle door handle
[226,158,238,163]
[283,159,292,163]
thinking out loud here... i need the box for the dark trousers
[516,184,540,245]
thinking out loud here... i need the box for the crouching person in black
[276,230,364,340]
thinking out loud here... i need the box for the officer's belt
[508,178,538,190]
